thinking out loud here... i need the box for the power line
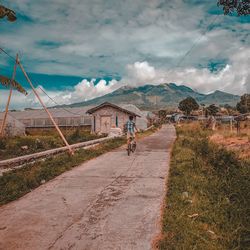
[37,86,83,116]
[0,47,16,61]
[174,15,220,69]
[0,49,83,116]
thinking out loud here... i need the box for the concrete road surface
[0,125,176,250]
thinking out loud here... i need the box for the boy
[125,115,137,149]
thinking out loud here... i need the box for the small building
[87,102,142,134]
[0,113,26,137]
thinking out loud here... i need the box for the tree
[206,104,220,116]
[236,94,250,113]
[178,97,199,115]
[0,5,17,22]
[217,0,250,16]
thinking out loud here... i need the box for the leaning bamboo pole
[0,54,18,137]
[17,59,74,155]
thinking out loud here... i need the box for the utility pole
[17,59,74,155]
[0,54,18,137]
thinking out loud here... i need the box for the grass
[209,122,250,159]
[0,126,159,206]
[0,129,103,160]
[157,123,250,250]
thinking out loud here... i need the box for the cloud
[68,78,118,103]
[124,46,250,94]
[0,78,120,110]
[126,61,156,84]
[1,0,248,77]
[0,0,249,111]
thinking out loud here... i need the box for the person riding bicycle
[125,115,137,150]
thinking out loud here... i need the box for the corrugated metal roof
[120,104,143,116]
[87,102,140,117]
[7,106,93,120]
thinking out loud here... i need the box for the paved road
[0,125,176,250]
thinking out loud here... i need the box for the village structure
[0,102,153,136]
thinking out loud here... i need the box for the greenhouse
[8,107,93,128]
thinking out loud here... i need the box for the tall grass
[157,124,250,250]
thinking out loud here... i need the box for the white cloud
[123,47,250,94]
[126,61,156,84]
[0,78,119,110]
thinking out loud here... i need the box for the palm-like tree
[0,75,27,95]
[0,4,17,22]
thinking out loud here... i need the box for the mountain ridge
[58,83,240,110]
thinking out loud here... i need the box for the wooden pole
[0,54,18,137]
[17,60,74,155]
[230,118,233,133]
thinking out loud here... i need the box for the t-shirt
[126,120,135,133]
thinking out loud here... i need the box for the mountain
[60,83,240,110]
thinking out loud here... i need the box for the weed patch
[0,131,103,160]
[157,124,250,250]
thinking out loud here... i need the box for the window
[116,115,118,127]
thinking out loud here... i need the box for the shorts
[127,132,135,139]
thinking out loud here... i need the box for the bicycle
[127,136,136,156]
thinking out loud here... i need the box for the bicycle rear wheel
[127,144,131,156]
[132,142,136,153]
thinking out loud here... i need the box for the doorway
[101,116,111,134]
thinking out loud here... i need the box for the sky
[0,0,249,110]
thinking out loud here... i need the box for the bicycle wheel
[127,144,131,156]
[132,142,136,153]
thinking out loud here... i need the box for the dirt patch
[210,133,250,159]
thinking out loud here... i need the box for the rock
[21,145,28,150]
[40,180,46,184]
[207,230,217,240]
[181,192,189,200]
[188,213,199,218]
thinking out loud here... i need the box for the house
[87,102,144,134]
[0,113,26,136]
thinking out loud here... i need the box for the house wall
[25,125,91,136]
[91,106,136,134]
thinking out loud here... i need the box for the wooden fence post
[230,118,233,133]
